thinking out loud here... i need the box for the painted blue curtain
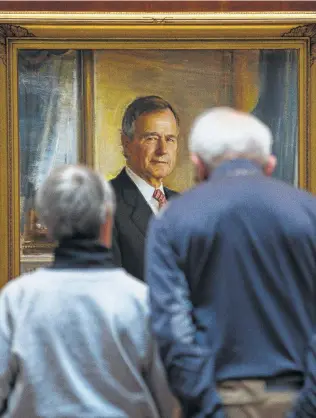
[18,50,79,232]
[252,50,298,185]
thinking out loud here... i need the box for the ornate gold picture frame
[0,11,316,285]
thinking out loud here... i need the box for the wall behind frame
[0,1,316,13]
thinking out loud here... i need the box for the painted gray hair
[121,95,180,139]
[189,107,273,167]
[35,165,115,241]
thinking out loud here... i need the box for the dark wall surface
[0,1,316,13]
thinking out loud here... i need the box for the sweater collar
[50,237,116,270]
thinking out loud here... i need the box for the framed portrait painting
[0,12,315,283]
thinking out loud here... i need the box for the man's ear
[191,153,209,182]
[264,155,277,177]
[100,215,113,249]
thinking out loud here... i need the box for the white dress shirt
[125,166,165,215]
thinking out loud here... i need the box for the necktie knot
[153,189,167,209]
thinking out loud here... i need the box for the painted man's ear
[121,134,130,159]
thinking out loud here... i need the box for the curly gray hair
[35,165,115,241]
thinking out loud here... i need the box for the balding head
[188,107,275,180]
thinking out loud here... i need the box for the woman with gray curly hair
[0,164,177,418]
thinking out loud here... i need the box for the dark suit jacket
[110,168,177,281]
[146,159,316,417]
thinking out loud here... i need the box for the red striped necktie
[153,189,167,209]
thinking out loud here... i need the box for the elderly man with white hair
[146,108,316,418]
[0,165,177,418]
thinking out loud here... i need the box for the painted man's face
[123,109,179,188]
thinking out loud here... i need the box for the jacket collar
[116,168,176,237]
[117,169,154,237]
[118,167,174,201]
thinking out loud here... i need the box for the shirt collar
[125,166,164,202]
[210,159,262,181]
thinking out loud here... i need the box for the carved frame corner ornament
[283,23,316,65]
[0,24,35,65]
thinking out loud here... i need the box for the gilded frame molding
[0,11,315,285]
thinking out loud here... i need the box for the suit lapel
[119,169,153,238]
[164,186,178,200]
[130,195,153,238]
[115,169,178,237]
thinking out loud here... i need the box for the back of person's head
[122,95,180,139]
[35,165,115,242]
[189,107,273,170]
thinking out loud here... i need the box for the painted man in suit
[110,96,179,281]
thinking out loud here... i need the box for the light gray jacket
[0,268,177,417]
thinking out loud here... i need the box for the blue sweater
[146,160,316,418]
